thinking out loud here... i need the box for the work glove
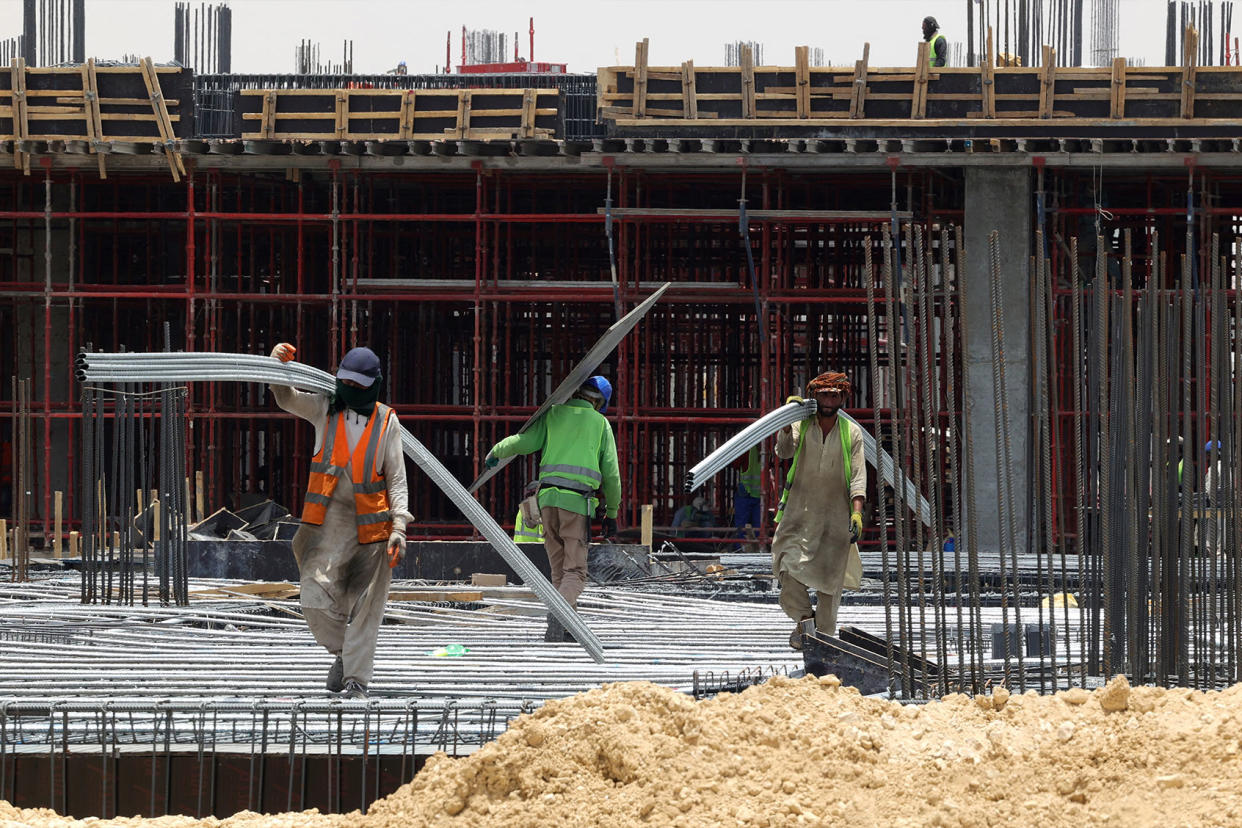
[387,531,407,569]
[270,342,296,362]
[484,452,500,470]
[601,516,618,539]
[849,511,864,543]
[785,394,804,406]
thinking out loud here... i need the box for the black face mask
[330,378,381,416]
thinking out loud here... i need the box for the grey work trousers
[540,506,589,606]
[778,571,842,634]
[293,521,392,687]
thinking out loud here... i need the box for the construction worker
[732,445,763,549]
[923,16,948,67]
[513,481,545,543]
[672,495,715,531]
[484,376,621,642]
[772,371,866,649]
[269,343,411,699]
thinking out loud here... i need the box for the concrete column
[963,167,1031,555]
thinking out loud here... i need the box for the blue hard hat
[337,347,381,387]
[1206,439,1222,453]
[583,375,612,414]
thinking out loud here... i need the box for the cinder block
[470,573,507,587]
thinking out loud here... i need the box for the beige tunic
[771,416,866,594]
[271,385,413,685]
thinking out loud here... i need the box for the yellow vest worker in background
[924,16,948,67]
[269,343,412,699]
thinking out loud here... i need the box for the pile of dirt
[6,674,1242,827]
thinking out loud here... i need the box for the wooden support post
[681,60,698,119]
[399,90,417,139]
[195,470,205,524]
[634,38,649,118]
[152,499,161,543]
[69,531,80,559]
[1110,56,1127,118]
[0,519,7,561]
[53,491,63,558]
[640,504,654,549]
[981,27,996,118]
[139,57,183,181]
[1181,25,1199,118]
[849,42,870,119]
[334,91,348,138]
[795,46,810,118]
[261,90,277,138]
[81,58,107,178]
[912,42,930,118]
[740,44,755,118]
[520,88,537,137]
[455,90,472,139]
[11,58,29,174]
[1039,45,1057,118]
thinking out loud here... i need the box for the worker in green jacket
[485,376,622,642]
[923,16,948,67]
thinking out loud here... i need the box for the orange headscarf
[807,371,851,396]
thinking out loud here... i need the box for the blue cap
[337,347,381,387]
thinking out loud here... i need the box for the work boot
[325,656,344,693]
[342,678,368,700]
[789,616,815,651]
[544,615,565,643]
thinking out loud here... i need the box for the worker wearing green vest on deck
[733,445,763,550]
[485,376,622,642]
[772,371,867,650]
[513,481,545,543]
[923,16,948,67]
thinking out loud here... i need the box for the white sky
[0,0,1182,74]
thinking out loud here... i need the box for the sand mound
[6,674,1242,827]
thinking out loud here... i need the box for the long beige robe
[771,416,867,596]
[272,385,413,686]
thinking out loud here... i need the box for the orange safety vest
[301,403,394,544]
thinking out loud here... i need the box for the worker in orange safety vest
[269,343,412,699]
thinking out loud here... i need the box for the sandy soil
[5,674,1242,827]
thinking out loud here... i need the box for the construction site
[6,0,1242,824]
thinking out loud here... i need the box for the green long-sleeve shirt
[490,399,622,518]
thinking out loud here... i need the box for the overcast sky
[0,0,1183,74]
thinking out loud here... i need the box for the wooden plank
[520,88,537,138]
[1181,25,1199,118]
[795,46,810,118]
[53,491,62,558]
[334,91,347,138]
[681,60,697,119]
[81,58,106,178]
[740,44,755,118]
[455,89,471,139]
[982,27,996,118]
[849,42,870,118]
[139,57,182,181]
[1110,57,1127,118]
[398,90,416,139]
[634,38,650,117]
[11,59,28,173]
[641,504,654,548]
[1039,46,1056,118]
[912,42,929,118]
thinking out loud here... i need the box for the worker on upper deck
[924,16,948,67]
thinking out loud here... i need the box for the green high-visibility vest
[740,446,762,497]
[513,509,544,543]
[775,417,853,524]
[928,32,945,66]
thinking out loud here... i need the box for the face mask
[330,378,381,416]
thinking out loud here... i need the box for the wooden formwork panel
[0,59,191,179]
[598,37,1242,127]
[237,88,561,140]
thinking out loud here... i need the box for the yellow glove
[849,511,864,543]
[785,395,804,406]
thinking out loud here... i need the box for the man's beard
[818,404,839,417]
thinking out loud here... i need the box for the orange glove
[387,531,406,568]
[270,343,296,362]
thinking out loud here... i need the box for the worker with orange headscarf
[772,370,867,649]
